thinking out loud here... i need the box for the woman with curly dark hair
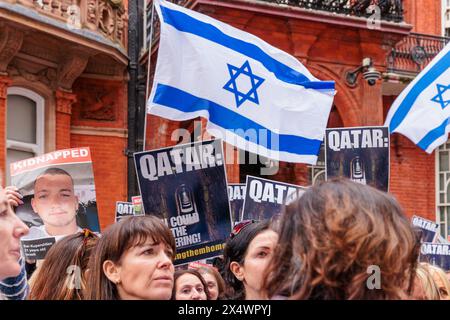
[264,178,421,300]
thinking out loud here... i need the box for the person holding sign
[221,220,278,300]
[23,168,82,241]
[264,179,420,300]
[0,186,29,300]
[86,216,176,300]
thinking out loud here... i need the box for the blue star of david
[223,60,265,108]
[431,84,450,109]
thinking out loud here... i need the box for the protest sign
[242,175,306,221]
[420,242,450,271]
[411,215,439,243]
[21,237,56,260]
[115,201,135,222]
[325,126,390,191]
[134,139,232,265]
[228,184,246,225]
[131,196,144,216]
[10,147,100,260]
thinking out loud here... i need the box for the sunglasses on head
[230,220,258,239]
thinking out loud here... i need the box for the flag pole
[143,0,156,151]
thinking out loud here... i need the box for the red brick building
[0,0,129,229]
[1,0,448,237]
[143,0,450,238]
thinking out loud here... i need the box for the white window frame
[6,87,45,156]
[143,0,152,51]
[436,144,450,240]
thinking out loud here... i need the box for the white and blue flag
[148,0,335,164]
[385,42,450,153]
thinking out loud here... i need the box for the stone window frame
[6,87,45,182]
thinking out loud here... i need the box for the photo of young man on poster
[22,167,82,241]
[9,147,100,260]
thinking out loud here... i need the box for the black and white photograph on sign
[420,243,450,271]
[228,184,246,225]
[115,201,135,222]
[9,148,100,259]
[242,175,306,221]
[411,215,439,243]
[134,139,232,265]
[325,126,390,192]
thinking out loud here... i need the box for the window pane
[441,224,446,238]
[440,173,445,191]
[6,149,35,185]
[440,193,445,203]
[440,207,445,221]
[440,151,449,171]
[7,95,36,143]
[447,210,450,238]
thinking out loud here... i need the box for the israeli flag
[385,42,450,153]
[148,0,335,164]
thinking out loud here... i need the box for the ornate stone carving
[0,26,24,73]
[98,0,115,37]
[80,89,116,121]
[8,65,57,87]
[116,5,127,43]
[17,0,126,47]
[55,90,77,115]
[57,52,89,90]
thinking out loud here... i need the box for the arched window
[6,87,45,184]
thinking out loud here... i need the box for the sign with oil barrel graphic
[325,126,390,192]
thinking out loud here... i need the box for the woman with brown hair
[28,229,99,300]
[196,265,226,300]
[172,269,210,300]
[85,216,176,300]
[264,178,421,300]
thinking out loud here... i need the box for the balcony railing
[387,33,450,76]
[257,0,403,22]
[4,0,127,47]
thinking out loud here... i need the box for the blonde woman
[428,264,450,300]
[413,263,441,300]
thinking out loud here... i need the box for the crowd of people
[1,178,450,300]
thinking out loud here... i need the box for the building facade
[141,0,450,238]
[0,0,130,229]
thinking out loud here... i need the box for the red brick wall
[70,78,128,230]
[383,96,436,221]
[389,135,436,221]
[70,134,128,231]
[403,0,442,35]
